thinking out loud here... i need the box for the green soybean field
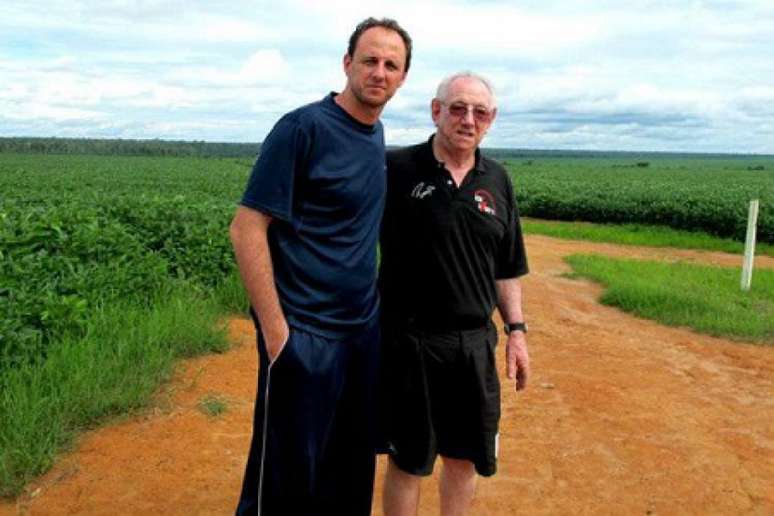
[2,150,773,372]
[507,155,773,243]
[1,154,251,371]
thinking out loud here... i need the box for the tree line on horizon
[0,137,261,158]
[2,137,767,160]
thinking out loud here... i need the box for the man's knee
[384,457,422,516]
[387,457,423,487]
[440,457,476,481]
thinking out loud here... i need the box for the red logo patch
[473,189,496,216]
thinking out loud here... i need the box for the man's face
[432,77,496,153]
[343,27,407,109]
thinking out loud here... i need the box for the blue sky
[2,0,773,153]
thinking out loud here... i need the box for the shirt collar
[325,92,378,134]
[423,134,487,176]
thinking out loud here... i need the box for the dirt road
[3,235,772,515]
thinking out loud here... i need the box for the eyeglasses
[443,102,494,123]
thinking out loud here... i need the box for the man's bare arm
[496,278,530,391]
[229,206,289,361]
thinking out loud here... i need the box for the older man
[379,72,530,515]
[230,17,410,515]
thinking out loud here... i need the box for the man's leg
[383,457,422,516]
[439,457,477,516]
[319,320,381,515]
[236,327,351,515]
[381,328,439,516]
[235,331,274,516]
[432,326,498,516]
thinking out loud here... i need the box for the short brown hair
[347,17,412,73]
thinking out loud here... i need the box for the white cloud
[240,50,291,84]
[3,102,104,122]
[1,0,773,152]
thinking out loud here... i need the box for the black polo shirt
[379,136,528,331]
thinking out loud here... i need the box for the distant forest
[0,137,768,160]
[0,137,261,158]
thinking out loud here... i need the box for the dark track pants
[236,320,380,516]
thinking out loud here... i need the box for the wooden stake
[741,199,759,291]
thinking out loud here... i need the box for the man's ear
[431,98,442,125]
[342,53,352,75]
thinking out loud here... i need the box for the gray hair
[435,71,497,108]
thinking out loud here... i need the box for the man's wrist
[504,322,528,335]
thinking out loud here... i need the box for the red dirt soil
[2,235,773,515]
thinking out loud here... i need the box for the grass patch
[211,268,250,315]
[523,218,774,257]
[0,282,229,498]
[564,254,774,343]
[197,393,229,418]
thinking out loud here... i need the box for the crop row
[507,157,773,243]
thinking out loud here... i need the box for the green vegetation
[522,219,774,257]
[565,254,774,343]
[1,153,250,370]
[211,269,252,315]
[507,156,774,243]
[0,137,260,158]
[198,393,230,418]
[0,285,232,496]
[0,153,251,497]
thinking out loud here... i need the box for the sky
[2,0,773,153]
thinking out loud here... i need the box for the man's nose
[372,62,387,79]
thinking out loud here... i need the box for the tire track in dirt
[2,235,772,515]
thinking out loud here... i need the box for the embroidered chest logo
[474,189,496,216]
[411,182,436,199]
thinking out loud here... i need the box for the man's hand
[263,320,290,363]
[505,331,530,391]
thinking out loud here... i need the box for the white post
[741,199,759,291]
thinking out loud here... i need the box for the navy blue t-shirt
[240,93,386,338]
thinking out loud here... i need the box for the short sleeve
[240,115,311,222]
[495,174,529,279]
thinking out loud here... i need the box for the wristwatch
[504,322,528,334]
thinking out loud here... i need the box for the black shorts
[380,321,501,477]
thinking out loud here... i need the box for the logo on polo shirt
[411,182,436,199]
[474,189,496,216]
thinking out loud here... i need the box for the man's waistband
[397,317,495,337]
[250,306,380,340]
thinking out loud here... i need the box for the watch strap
[504,322,527,334]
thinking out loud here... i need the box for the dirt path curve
[3,236,773,515]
